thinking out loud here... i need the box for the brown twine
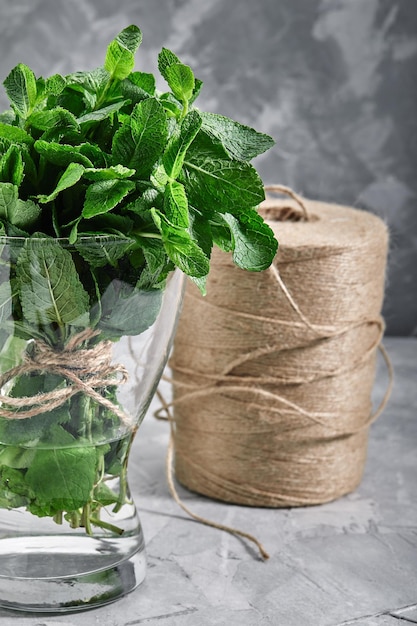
[157,387,270,560]
[167,192,391,513]
[0,328,132,428]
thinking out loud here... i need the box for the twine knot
[0,328,132,427]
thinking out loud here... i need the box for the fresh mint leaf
[0,183,41,228]
[10,199,41,230]
[151,208,209,278]
[164,180,189,227]
[190,78,203,104]
[104,25,142,80]
[16,237,90,328]
[97,279,162,336]
[0,281,15,326]
[137,238,172,289]
[162,109,201,179]
[158,48,201,105]
[0,182,19,216]
[0,373,70,445]
[221,209,278,271]
[112,98,168,177]
[82,179,135,219]
[45,73,66,96]
[0,466,32,506]
[182,131,265,214]
[129,71,155,95]
[37,162,85,203]
[34,140,93,168]
[201,112,275,161]
[28,107,80,133]
[0,145,24,187]
[158,48,181,82]
[0,122,33,146]
[0,445,36,469]
[83,164,135,181]
[25,446,97,513]
[94,481,118,507]
[164,63,195,104]
[3,63,37,119]
[75,235,134,268]
[0,334,26,375]
[77,100,128,126]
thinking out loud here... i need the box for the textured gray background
[0,0,416,335]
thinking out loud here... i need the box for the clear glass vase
[0,236,184,612]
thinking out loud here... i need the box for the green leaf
[104,25,143,80]
[34,140,93,168]
[37,162,85,203]
[221,209,278,271]
[45,73,66,96]
[83,164,135,181]
[165,63,195,103]
[162,109,202,179]
[3,63,37,119]
[0,183,17,220]
[112,98,168,177]
[0,334,26,375]
[137,237,172,289]
[151,208,209,278]
[16,238,90,328]
[25,446,97,513]
[0,145,24,187]
[158,48,201,105]
[11,199,41,230]
[77,100,128,126]
[97,280,162,336]
[201,112,275,160]
[28,107,80,133]
[82,179,135,219]
[75,235,134,268]
[0,183,41,228]
[0,445,36,469]
[0,466,32,506]
[164,181,189,227]
[64,69,109,110]
[181,131,265,214]
[0,281,15,326]
[158,48,181,83]
[129,71,155,95]
[0,122,33,146]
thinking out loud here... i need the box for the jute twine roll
[169,189,390,508]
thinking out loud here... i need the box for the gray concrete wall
[0,0,415,335]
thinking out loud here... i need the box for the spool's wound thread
[171,199,389,507]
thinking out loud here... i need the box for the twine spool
[169,191,389,507]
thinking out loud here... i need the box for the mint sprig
[0,24,277,283]
[0,24,277,535]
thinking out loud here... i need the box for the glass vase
[0,236,184,612]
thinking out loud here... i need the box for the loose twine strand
[0,328,132,428]
[156,187,393,561]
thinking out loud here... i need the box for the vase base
[0,534,146,612]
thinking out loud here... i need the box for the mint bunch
[0,24,277,291]
[0,25,277,535]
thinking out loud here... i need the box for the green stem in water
[53,510,63,525]
[81,502,93,535]
[89,517,124,536]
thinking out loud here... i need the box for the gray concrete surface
[0,0,416,335]
[0,336,415,625]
